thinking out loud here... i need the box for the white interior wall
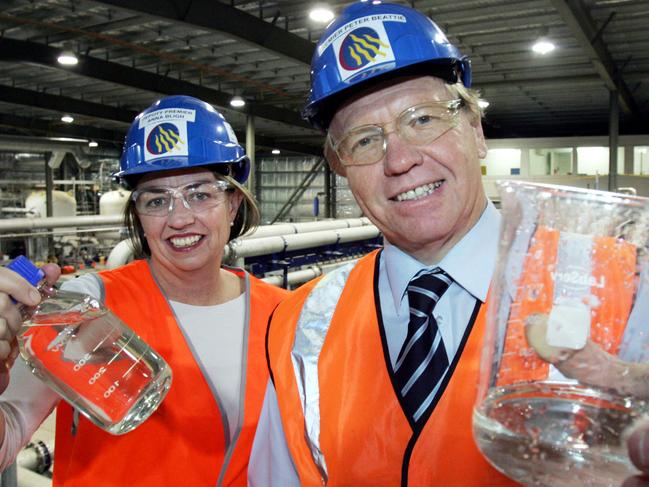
[483,135,646,177]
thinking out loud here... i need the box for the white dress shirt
[248,201,502,486]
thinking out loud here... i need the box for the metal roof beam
[0,86,322,156]
[90,0,315,65]
[0,84,136,124]
[0,37,312,129]
[0,113,126,144]
[549,0,638,115]
[29,15,146,45]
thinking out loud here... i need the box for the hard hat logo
[145,123,186,158]
[324,15,402,84]
[338,26,393,76]
[139,107,195,161]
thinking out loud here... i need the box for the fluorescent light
[61,115,74,123]
[88,141,99,148]
[57,51,78,66]
[309,7,334,23]
[478,100,490,109]
[532,39,555,55]
[48,137,88,143]
[272,149,281,155]
[15,153,41,159]
[230,95,245,108]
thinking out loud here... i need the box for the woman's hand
[0,263,60,393]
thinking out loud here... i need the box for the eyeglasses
[132,180,232,216]
[329,99,465,167]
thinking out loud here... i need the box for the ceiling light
[309,7,335,23]
[532,39,555,55]
[15,153,41,160]
[272,149,281,155]
[478,100,490,109]
[230,95,246,108]
[88,141,99,148]
[57,50,78,66]
[48,137,88,143]
[61,115,74,123]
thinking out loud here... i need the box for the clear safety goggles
[329,99,464,167]
[131,180,232,216]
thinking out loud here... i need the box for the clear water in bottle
[473,382,643,487]
[17,286,171,435]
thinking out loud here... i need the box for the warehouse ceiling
[0,0,648,158]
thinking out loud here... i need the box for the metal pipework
[262,266,322,287]
[0,215,123,232]
[17,441,53,474]
[224,225,379,261]
[1,227,124,240]
[261,259,361,288]
[241,217,372,239]
[0,216,370,235]
[106,218,377,268]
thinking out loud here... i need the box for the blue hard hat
[115,95,250,186]
[303,0,472,131]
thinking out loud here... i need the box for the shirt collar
[384,200,501,311]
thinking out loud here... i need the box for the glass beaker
[473,181,649,486]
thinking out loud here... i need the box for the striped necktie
[394,268,453,424]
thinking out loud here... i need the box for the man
[249,2,513,485]
[248,1,646,485]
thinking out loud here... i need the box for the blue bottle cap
[7,255,45,287]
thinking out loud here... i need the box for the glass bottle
[8,256,172,435]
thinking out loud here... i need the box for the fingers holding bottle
[0,262,60,393]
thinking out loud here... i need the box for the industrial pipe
[16,466,51,487]
[262,259,361,288]
[1,227,124,240]
[0,216,371,236]
[106,239,136,269]
[262,266,322,287]
[224,225,380,260]
[244,218,372,239]
[17,441,53,474]
[105,219,378,268]
[0,215,123,232]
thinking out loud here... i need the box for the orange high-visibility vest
[267,251,517,486]
[497,226,637,386]
[53,260,288,487]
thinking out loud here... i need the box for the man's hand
[525,313,649,399]
[623,420,649,487]
[0,263,60,393]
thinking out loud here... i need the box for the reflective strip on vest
[291,261,356,483]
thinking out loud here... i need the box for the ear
[471,118,488,160]
[228,190,244,222]
[324,139,347,177]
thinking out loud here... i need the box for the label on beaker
[546,298,590,350]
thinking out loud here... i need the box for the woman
[0,95,288,486]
